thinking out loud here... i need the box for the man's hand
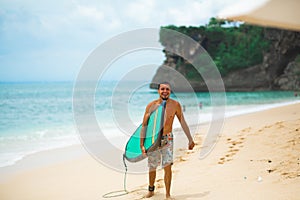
[188,141,195,150]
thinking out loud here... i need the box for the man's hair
[158,81,171,89]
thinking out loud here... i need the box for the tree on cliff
[160,18,270,76]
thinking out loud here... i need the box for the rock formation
[151,27,300,92]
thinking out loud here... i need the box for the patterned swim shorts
[148,133,173,169]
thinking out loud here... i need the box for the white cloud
[122,0,242,27]
[162,1,212,25]
[218,0,269,18]
[76,5,105,21]
[1,0,242,42]
[72,3,122,31]
[125,0,156,24]
[1,0,247,81]
[161,0,245,26]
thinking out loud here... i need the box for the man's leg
[164,164,172,198]
[146,148,160,198]
[162,134,174,199]
[145,168,156,198]
[149,168,156,186]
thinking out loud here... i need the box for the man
[140,82,195,199]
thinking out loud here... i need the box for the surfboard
[124,100,166,162]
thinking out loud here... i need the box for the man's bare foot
[165,195,175,200]
[145,191,154,198]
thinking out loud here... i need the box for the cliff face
[151,27,300,92]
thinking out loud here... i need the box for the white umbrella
[218,0,300,31]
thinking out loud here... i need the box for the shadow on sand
[134,191,210,200]
[173,191,210,199]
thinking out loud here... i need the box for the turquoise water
[0,81,299,167]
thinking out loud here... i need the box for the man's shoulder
[146,99,160,110]
[169,98,180,105]
[148,99,160,106]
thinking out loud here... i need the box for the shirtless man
[140,82,195,199]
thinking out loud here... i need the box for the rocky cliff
[151,26,300,92]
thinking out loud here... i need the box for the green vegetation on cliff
[160,18,270,76]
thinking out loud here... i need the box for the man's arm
[176,102,195,150]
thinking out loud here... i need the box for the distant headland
[150,18,300,92]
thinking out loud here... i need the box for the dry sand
[0,103,299,200]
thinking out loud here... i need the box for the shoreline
[0,102,299,199]
[1,96,299,171]
[1,99,300,174]
[0,144,88,182]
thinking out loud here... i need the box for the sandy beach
[0,103,299,200]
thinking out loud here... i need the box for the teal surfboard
[124,101,166,162]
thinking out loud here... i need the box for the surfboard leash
[102,155,129,198]
[102,155,148,198]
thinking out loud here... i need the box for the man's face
[158,83,171,100]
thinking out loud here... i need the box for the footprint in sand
[186,150,196,154]
[229,149,239,153]
[218,136,245,164]
[156,178,164,189]
[218,157,225,164]
[179,156,188,162]
[241,127,251,133]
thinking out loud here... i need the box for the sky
[0,0,249,82]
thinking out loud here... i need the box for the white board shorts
[147,133,173,169]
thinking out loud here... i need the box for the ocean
[0,81,299,168]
